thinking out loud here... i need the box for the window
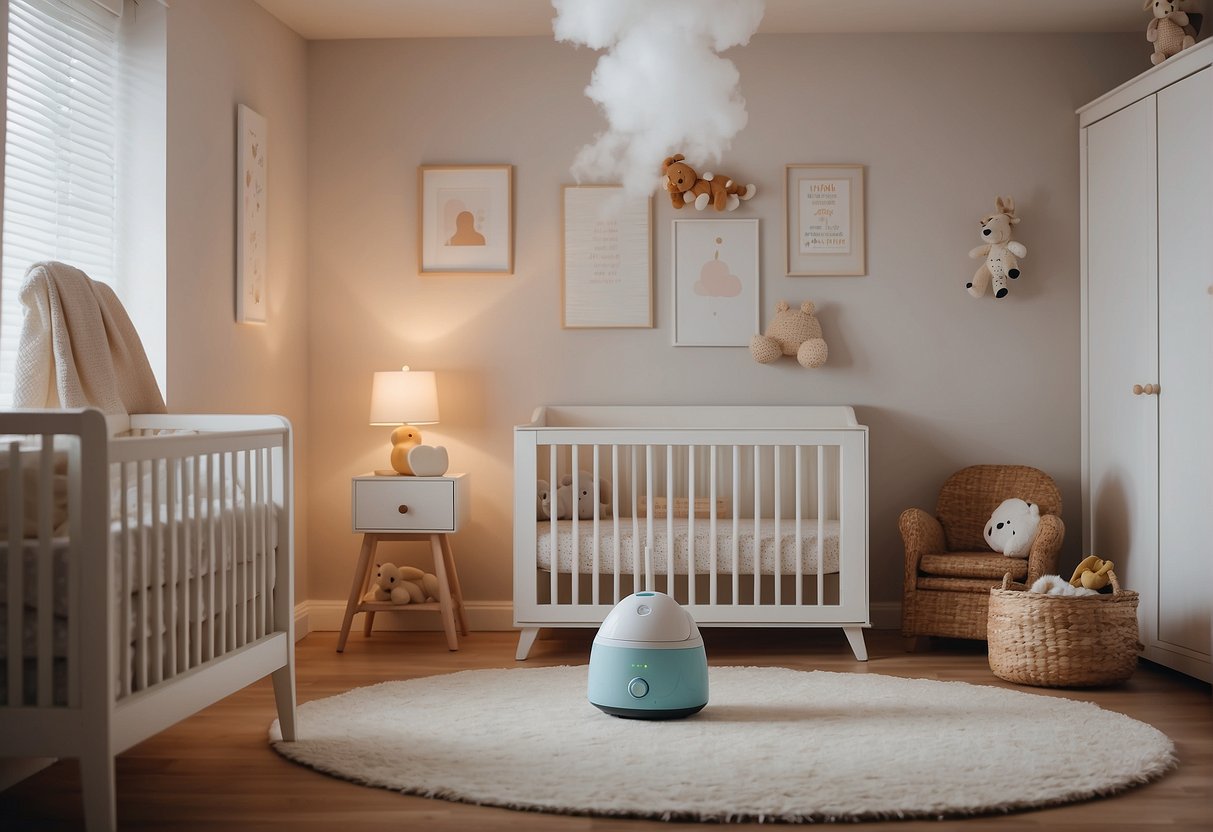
[1,0,121,403]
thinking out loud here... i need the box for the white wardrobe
[1079,41,1212,683]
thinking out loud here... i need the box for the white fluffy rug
[269,666,1175,822]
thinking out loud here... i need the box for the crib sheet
[536,518,841,576]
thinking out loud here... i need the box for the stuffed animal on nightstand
[1145,0,1196,65]
[968,196,1026,299]
[364,562,440,605]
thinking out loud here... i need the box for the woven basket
[987,571,1141,688]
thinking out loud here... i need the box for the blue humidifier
[587,591,708,720]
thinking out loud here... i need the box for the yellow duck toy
[1070,555,1115,591]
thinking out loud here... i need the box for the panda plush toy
[984,498,1041,559]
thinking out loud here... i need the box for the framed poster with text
[562,185,652,328]
[784,164,866,276]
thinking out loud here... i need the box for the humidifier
[587,591,708,719]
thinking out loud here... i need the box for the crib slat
[193,454,204,664]
[610,446,620,604]
[709,445,718,605]
[265,447,276,631]
[207,453,216,661]
[34,438,53,707]
[138,461,151,689]
[795,447,803,606]
[753,445,761,606]
[731,444,740,604]
[244,449,253,646]
[119,461,131,696]
[7,442,23,706]
[219,452,229,654]
[549,450,557,606]
[570,446,579,606]
[166,458,177,679]
[630,446,639,592]
[645,445,654,592]
[774,446,782,607]
[260,447,270,637]
[151,459,163,685]
[591,446,600,607]
[665,445,673,595]
[687,447,695,607]
[167,458,179,678]
[817,445,826,606]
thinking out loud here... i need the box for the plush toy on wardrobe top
[750,300,828,368]
[1145,0,1196,65]
[555,470,611,520]
[1070,554,1115,591]
[661,153,756,212]
[968,196,1027,299]
[364,562,440,605]
[984,498,1041,559]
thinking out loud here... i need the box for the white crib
[0,408,296,832]
[513,405,869,661]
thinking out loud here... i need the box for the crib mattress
[536,518,841,576]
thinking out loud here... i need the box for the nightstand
[337,473,470,652]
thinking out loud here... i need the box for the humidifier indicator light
[636,604,652,616]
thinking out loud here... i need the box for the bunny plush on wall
[967,196,1026,300]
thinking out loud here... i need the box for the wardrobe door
[1084,96,1159,628]
[1156,68,1213,671]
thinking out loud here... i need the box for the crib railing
[0,410,289,710]
[514,422,868,627]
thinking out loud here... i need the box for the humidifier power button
[627,677,649,698]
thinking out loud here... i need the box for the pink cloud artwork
[694,250,742,297]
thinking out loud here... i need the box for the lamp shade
[369,368,439,426]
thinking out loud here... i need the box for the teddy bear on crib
[968,196,1026,299]
[1145,0,1196,65]
[364,562,440,605]
[661,153,756,212]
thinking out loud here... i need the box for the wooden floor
[2,628,1210,831]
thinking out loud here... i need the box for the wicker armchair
[901,465,1064,643]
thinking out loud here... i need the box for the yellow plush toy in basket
[987,569,1141,687]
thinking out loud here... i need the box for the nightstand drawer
[354,479,455,531]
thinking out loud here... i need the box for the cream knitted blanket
[13,261,165,415]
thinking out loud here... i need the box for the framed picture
[562,185,652,328]
[785,164,866,276]
[236,104,267,323]
[418,165,513,275]
[672,218,759,347]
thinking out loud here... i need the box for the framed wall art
[672,218,759,347]
[236,104,267,323]
[785,164,866,276]
[562,185,652,328]
[419,164,513,275]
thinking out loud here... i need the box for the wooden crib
[513,405,869,661]
[0,408,295,832]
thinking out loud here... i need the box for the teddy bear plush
[536,479,552,520]
[364,562,441,605]
[984,498,1041,559]
[1145,0,1196,65]
[968,196,1026,299]
[661,153,756,212]
[555,470,611,520]
[1070,555,1115,591]
[750,301,828,368]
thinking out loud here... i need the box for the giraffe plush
[967,196,1026,300]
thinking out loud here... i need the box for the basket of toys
[987,563,1141,688]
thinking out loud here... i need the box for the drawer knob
[397,504,409,515]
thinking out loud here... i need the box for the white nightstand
[337,473,470,652]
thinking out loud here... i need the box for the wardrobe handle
[397,504,409,514]
[1132,383,1160,396]
[1132,384,1143,395]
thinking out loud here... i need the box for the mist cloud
[552,0,764,197]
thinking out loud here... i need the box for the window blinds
[1,0,119,403]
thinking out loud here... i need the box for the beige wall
[305,33,1141,618]
[167,0,310,598]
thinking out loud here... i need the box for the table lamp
[369,366,439,476]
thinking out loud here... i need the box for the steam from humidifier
[552,0,765,197]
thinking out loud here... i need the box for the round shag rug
[269,666,1175,823]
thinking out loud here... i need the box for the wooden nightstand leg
[429,534,459,651]
[439,534,469,636]
[338,534,377,652]
[362,536,380,637]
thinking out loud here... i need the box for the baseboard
[299,600,516,632]
[296,600,902,634]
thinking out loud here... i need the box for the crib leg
[515,627,540,661]
[271,661,298,742]
[842,627,868,661]
[80,752,116,832]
